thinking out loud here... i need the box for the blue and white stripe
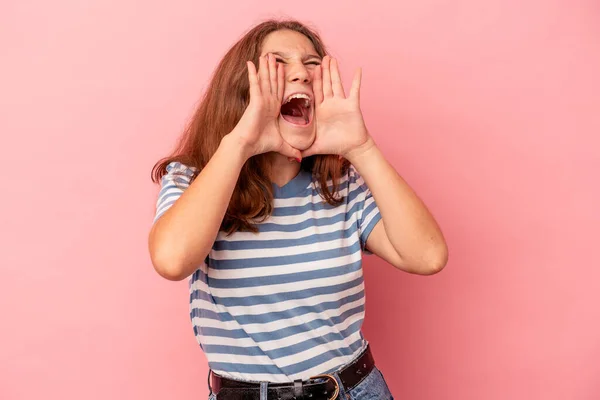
[154,161,381,382]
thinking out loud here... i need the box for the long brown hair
[151,19,348,234]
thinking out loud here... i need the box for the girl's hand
[301,56,372,159]
[231,54,301,160]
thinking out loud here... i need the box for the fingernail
[296,158,302,163]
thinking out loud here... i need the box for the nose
[286,62,311,84]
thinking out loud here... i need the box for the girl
[149,19,447,400]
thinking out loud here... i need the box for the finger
[277,62,285,102]
[312,64,324,105]
[278,141,301,160]
[247,61,260,99]
[258,55,270,94]
[268,53,278,95]
[330,58,346,98]
[350,67,362,102]
[322,56,333,98]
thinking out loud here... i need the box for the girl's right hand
[230,54,301,161]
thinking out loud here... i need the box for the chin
[280,131,316,151]
[279,116,316,151]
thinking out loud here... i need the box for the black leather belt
[209,345,375,400]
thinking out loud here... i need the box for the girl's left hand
[301,56,371,158]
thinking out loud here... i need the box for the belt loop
[207,369,213,395]
[260,381,268,400]
[293,379,304,399]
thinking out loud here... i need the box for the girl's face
[260,29,321,151]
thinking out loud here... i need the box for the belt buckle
[309,374,339,400]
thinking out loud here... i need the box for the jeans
[334,367,393,400]
[208,367,393,400]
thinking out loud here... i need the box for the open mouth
[280,93,312,126]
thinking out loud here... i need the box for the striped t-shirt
[153,161,381,382]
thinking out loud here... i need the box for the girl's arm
[347,139,448,275]
[301,56,447,275]
[149,135,250,281]
[149,54,300,281]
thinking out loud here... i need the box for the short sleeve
[348,166,382,254]
[153,161,198,224]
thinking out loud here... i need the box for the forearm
[346,138,447,270]
[149,134,250,280]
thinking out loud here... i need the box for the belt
[210,345,375,400]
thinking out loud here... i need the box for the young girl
[149,19,447,400]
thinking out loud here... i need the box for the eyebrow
[268,51,322,61]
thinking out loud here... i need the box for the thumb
[301,143,322,158]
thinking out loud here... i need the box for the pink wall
[1,0,599,399]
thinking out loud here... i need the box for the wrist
[344,137,377,163]
[220,133,255,163]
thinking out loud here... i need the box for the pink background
[1,0,599,399]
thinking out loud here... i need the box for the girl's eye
[274,58,320,66]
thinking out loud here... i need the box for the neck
[267,152,301,188]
